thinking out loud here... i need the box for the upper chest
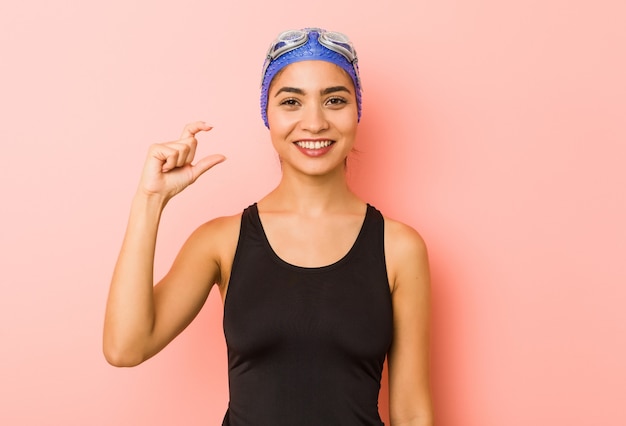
[258,211,365,268]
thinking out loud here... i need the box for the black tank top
[222,203,393,425]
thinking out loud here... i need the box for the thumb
[190,154,227,183]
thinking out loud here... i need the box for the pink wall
[1,1,624,425]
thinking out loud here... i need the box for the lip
[293,138,336,157]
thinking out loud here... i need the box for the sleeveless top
[222,204,393,426]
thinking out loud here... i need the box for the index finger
[180,121,213,139]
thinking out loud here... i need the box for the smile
[294,140,334,150]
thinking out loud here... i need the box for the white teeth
[295,140,333,149]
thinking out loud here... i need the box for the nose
[300,103,329,133]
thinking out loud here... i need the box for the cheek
[267,107,297,132]
[334,110,358,134]
[267,111,291,142]
[267,112,282,133]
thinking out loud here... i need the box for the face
[266,60,358,177]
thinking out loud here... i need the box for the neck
[261,167,360,216]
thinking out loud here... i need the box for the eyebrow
[274,86,352,97]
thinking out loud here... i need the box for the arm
[103,121,226,367]
[385,219,433,426]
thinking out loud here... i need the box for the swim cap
[260,28,362,128]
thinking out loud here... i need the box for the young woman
[104,28,433,426]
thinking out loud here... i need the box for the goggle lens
[261,28,360,88]
[268,30,308,60]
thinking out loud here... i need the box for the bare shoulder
[192,211,241,255]
[171,211,242,287]
[383,216,429,267]
[383,216,428,255]
[193,212,242,242]
[383,216,430,294]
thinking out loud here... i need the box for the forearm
[103,192,167,366]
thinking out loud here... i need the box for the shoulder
[382,215,430,294]
[175,211,243,283]
[193,211,242,241]
[190,212,242,258]
[383,215,429,267]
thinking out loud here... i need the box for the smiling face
[266,60,359,177]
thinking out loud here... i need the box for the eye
[325,96,348,108]
[279,98,301,108]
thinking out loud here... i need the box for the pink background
[1,1,625,425]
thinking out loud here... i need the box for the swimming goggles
[260,28,361,87]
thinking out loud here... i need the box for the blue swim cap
[260,28,362,128]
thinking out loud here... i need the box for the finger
[160,149,180,173]
[160,141,194,168]
[180,121,212,140]
[174,142,191,168]
[190,154,226,183]
[185,137,197,165]
[163,136,197,164]
[148,143,175,170]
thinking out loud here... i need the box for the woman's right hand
[138,121,226,202]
